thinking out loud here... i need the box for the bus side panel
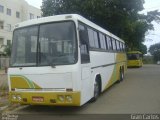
[90,51,115,92]
[80,51,116,105]
[115,52,127,81]
[80,64,92,105]
[104,52,127,89]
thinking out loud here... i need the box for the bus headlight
[58,95,65,102]
[66,95,72,102]
[17,95,22,101]
[12,95,17,100]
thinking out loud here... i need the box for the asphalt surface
[1,64,160,119]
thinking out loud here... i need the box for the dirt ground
[0,70,9,112]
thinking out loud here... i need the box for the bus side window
[116,40,120,52]
[105,36,108,50]
[87,28,95,48]
[106,36,112,50]
[99,32,106,50]
[79,23,90,64]
[93,30,99,48]
[122,43,126,52]
[116,40,121,52]
[87,27,100,49]
[112,38,116,51]
[120,42,123,52]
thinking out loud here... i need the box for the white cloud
[143,0,160,48]
[144,0,160,11]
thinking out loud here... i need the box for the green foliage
[149,43,160,55]
[153,51,160,63]
[4,44,11,56]
[146,10,160,23]
[149,43,160,62]
[41,0,154,51]
[127,43,147,55]
[139,43,147,55]
[143,55,154,64]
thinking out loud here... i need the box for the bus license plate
[32,97,44,102]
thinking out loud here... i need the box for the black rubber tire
[117,68,124,83]
[120,68,124,81]
[90,79,100,102]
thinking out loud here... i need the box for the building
[0,0,41,54]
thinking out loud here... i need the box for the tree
[149,43,160,62]
[140,44,147,55]
[146,10,160,23]
[41,0,154,51]
[4,44,11,56]
[153,51,160,62]
[149,43,160,55]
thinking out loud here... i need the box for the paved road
[2,65,160,117]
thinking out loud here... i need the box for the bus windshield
[11,21,77,67]
[127,54,140,60]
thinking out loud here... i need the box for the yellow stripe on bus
[10,75,41,89]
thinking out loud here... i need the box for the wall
[0,0,41,54]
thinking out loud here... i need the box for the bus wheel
[117,68,124,83]
[90,79,100,102]
[120,68,124,81]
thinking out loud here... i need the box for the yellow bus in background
[127,51,143,67]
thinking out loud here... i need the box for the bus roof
[127,51,142,54]
[14,14,124,43]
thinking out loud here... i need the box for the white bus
[8,14,127,106]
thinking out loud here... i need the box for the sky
[25,0,42,9]
[25,0,160,49]
[142,0,160,48]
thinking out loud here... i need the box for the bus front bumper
[127,60,141,67]
[9,91,81,106]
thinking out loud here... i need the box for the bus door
[79,23,92,101]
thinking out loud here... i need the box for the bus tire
[120,68,124,81]
[117,68,124,83]
[90,78,100,102]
